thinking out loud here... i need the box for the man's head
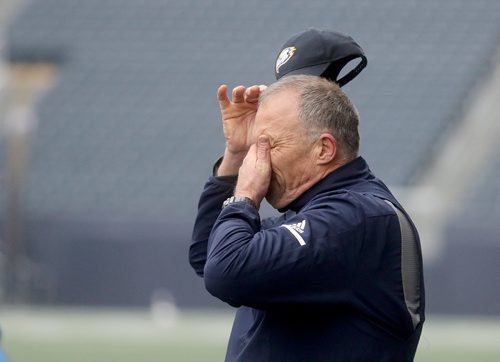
[254,74,360,209]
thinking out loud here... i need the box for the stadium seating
[3,0,500,308]
[460,141,500,222]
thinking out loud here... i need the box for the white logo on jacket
[281,220,307,246]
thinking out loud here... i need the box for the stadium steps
[2,0,500,309]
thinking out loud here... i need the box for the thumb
[256,136,271,175]
[257,135,270,161]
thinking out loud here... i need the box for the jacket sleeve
[189,173,290,277]
[189,175,236,277]
[203,194,364,309]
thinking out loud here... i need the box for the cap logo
[275,46,296,74]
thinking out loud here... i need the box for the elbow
[189,259,205,278]
[188,244,206,278]
[203,260,244,307]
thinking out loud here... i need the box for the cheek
[269,152,282,180]
[268,153,283,186]
[269,163,292,191]
[270,149,296,175]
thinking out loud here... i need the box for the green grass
[1,307,231,362]
[1,307,500,362]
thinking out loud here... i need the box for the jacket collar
[279,156,375,213]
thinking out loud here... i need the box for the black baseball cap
[275,28,367,87]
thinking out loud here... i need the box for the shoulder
[304,189,395,228]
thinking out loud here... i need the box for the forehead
[255,90,300,134]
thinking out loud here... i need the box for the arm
[189,84,267,276]
[189,171,290,277]
[190,175,236,277]
[203,136,360,309]
[203,198,361,309]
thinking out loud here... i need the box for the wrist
[216,148,247,176]
[233,189,262,209]
[222,195,258,209]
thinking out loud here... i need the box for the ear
[316,133,337,165]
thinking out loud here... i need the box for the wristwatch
[222,196,258,209]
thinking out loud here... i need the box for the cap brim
[277,62,331,80]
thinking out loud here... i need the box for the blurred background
[0,0,499,361]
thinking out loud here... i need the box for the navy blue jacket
[190,157,425,361]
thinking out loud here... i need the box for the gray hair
[260,75,360,158]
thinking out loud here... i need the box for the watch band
[222,196,258,209]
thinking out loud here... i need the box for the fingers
[217,84,230,109]
[244,85,261,103]
[245,84,268,103]
[218,84,268,107]
[232,86,245,103]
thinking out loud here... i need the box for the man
[190,75,425,361]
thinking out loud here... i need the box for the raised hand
[234,135,272,208]
[217,84,267,176]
